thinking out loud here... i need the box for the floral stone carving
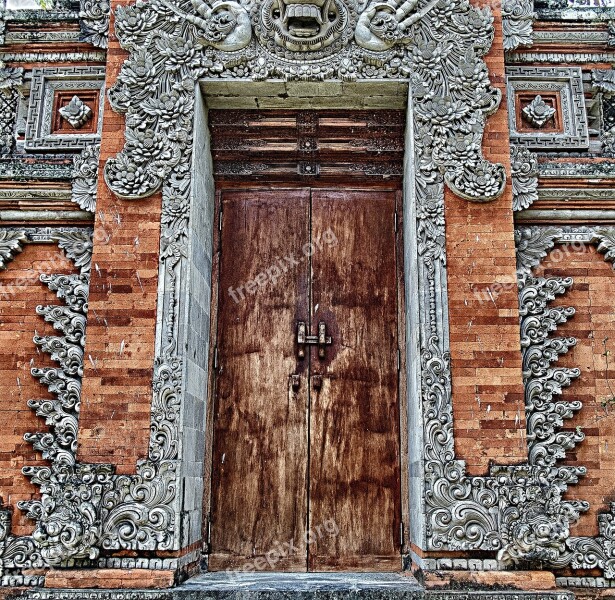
[502,0,534,51]
[80,0,111,48]
[511,145,539,211]
[0,229,27,270]
[522,95,557,128]
[59,96,93,129]
[71,145,100,212]
[104,0,506,203]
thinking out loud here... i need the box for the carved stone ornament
[71,145,100,212]
[8,0,615,583]
[80,0,111,49]
[522,94,557,128]
[510,145,538,211]
[0,229,27,270]
[510,225,615,578]
[502,0,534,51]
[61,0,602,577]
[592,69,615,95]
[104,0,506,203]
[59,95,94,129]
[0,63,24,156]
[0,227,177,573]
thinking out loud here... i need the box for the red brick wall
[0,244,76,534]
[535,244,615,537]
[445,5,527,475]
[76,0,162,473]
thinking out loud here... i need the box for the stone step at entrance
[22,572,575,600]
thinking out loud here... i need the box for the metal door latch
[297,321,332,359]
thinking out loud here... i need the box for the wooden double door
[208,187,401,572]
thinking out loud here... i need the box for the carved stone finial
[522,95,557,128]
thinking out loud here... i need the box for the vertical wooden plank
[209,189,310,571]
[308,189,401,572]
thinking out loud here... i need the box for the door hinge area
[400,522,404,548]
[214,346,219,370]
[397,349,401,372]
[394,210,398,234]
[218,207,223,231]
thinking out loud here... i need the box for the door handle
[312,374,323,391]
[290,374,300,391]
[296,321,332,359]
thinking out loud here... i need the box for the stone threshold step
[21,573,575,600]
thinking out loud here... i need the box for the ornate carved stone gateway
[4,0,615,592]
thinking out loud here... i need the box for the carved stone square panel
[25,67,105,151]
[507,66,589,149]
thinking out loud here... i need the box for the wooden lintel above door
[208,109,406,186]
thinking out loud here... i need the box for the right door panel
[308,190,401,571]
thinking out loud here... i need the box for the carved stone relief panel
[0,65,24,155]
[506,67,589,149]
[25,67,105,151]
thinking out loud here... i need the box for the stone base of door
[17,572,575,600]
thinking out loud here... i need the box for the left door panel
[209,189,310,571]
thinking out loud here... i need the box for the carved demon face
[261,0,349,52]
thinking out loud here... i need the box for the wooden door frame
[201,184,410,562]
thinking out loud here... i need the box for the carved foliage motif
[425,270,587,566]
[80,0,111,49]
[593,71,615,155]
[72,145,100,212]
[512,226,615,577]
[510,145,538,211]
[104,0,506,203]
[522,95,557,128]
[0,228,178,570]
[502,0,534,51]
[59,95,94,129]
[0,229,27,270]
[515,227,560,283]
